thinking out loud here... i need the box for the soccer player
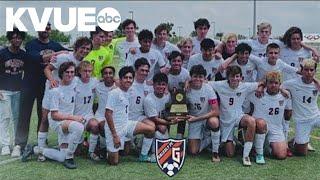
[105,66,155,165]
[209,65,264,166]
[187,38,224,81]
[114,19,140,71]
[167,51,190,139]
[36,37,91,160]
[191,18,220,54]
[282,59,320,156]
[186,65,221,162]
[126,29,166,82]
[248,71,291,163]
[177,37,193,69]
[151,23,180,64]
[84,26,113,78]
[127,58,155,162]
[73,61,101,161]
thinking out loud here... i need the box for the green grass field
[1,76,320,179]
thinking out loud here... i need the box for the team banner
[156,139,186,177]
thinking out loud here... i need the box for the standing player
[209,65,265,166]
[104,66,155,165]
[187,38,224,81]
[282,59,320,156]
[126,29,166,82]
[186,65,221,162]
[248,71,291,163]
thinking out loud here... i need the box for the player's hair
[226,65,242,78]
[6,27,26,41]
[138,29,153,41]
[153,73,168,84]
[200,38,215,50]
[194,18,210,30]
[177,37,193,49]
[300,59,317,71]
[257,22,272,32]
[119,66,135,79]
[265,71,282,83]
[74,37,92,52]
[281,26,303,48]
[168,51,184,62]
[189,64,207,77]
[134,57,150,70]
[154,23,169,35]
[122,19,137,29]
[222,33,238,43]
[76,61,92,77]
[235,43,252,54]
[101,66,116,76]
[266,43,280,53]
[58,61,76,79]
[90,26,104,39]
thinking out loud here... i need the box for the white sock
[211,130,220,153]
[66,122,84,159]
[89,134,98,153]
[254,134,266,155]
[283,120,290,141]
[43,148,66,162]
[243,142,253,158]
[151,131,168,153]
[141,137,153,156]
[38,132,48,148]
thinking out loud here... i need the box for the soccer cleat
[11,145,21,157]
[242,157,251,166]
[307,143,316,152]
[139,154,156,163]
[211,152,221,162]
[286,148,293,157]
[89,152,101,161]
[1,146,11,156]
[255,154,265,164]
[21,144,34,162]
[63,158,77,169]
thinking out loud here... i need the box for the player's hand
[186,115,197,122]
[280,88,291,99]
[49,55,57,64]
[73,115,85,123]
[214,52,222,60]
[129,47,137,55]
[146,80,153,86]
[160,66,170,74]
[112,135,121,149]
[255,86,264,98]
[49,79,59,88]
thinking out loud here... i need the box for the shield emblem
[200,97,205,103]
[279,100,284,106]
[236,92,242,97]
[156,139,186,177]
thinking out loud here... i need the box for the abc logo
[97,7,121,31]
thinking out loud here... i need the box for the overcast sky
[1,1,319,43]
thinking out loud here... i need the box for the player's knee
[245,116,256,130]
[225,142,235,157]
[207,117,219,129]
[255,119,267,133]
[157,125,167,134]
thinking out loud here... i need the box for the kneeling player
[105,66,155,165]
[186,65,220,162]
[249,71,291,162]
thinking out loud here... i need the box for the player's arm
[214,41,225,54]
[105,109,121,148]
[148,116,173,126]
[51,111,84,122]
[218,53,237,72]
[187,99,219,123]
[301,42,320,62]
[44,64,59,88]
[313,77,320,91]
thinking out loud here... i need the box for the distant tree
[50,29,71,43]
[190,30,197,37]
[216,32,224,41]
[237,34,247,40]
[0,33,35,46]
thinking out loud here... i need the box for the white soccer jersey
[105,87,130,132]
[115,38,140,64]
[250,55,298,81]
[95,81,114,120]
[230,59,256,82]
[282,77,320,122]
[187,83,217,117]
[74,77,98,119]
[280,47,312,80]
[168,68,190,91]
[143,92,170,118]
[191,37,221,54]
[128,80,153,121]
[239,38,282,58]
[48,79,77,116]
[151,41,180,65]
[187,53,224,81]
[126,48,166,81]
[248,91,292,134]
[209,80,258,125]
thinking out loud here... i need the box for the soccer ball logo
[162,161,180,177]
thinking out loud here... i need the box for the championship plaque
[169,89,188,117]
